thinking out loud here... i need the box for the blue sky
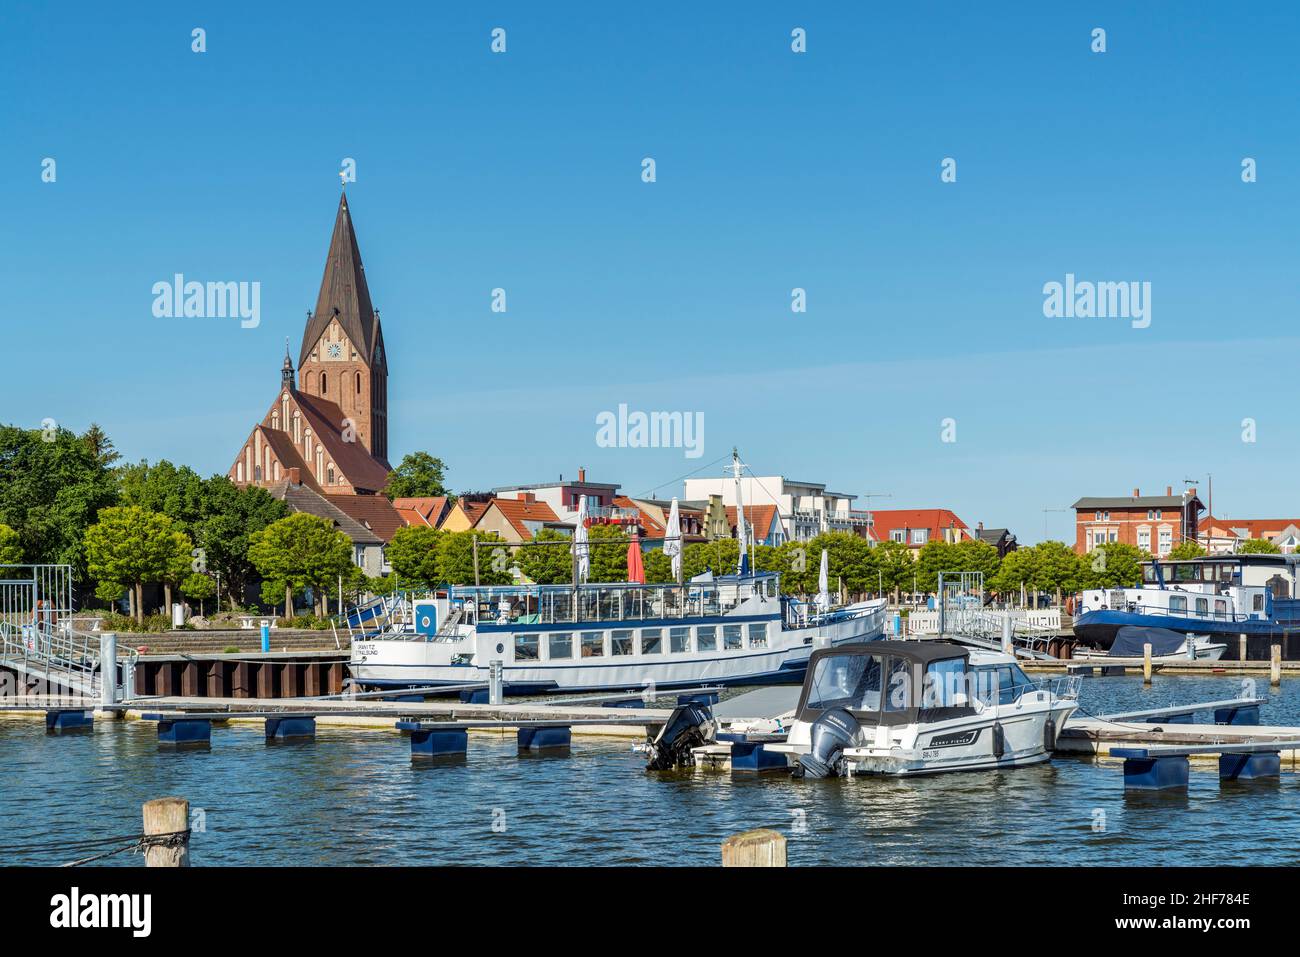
[5,2,1299,542]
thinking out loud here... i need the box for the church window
[327,464,336,485]
[237,462,245,482]
[292,412,301,442]
[321,372,328,394]
[356,372,362,395]
[273,462,280,481]
[271,411,279,430]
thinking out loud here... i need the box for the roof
[1202,516,1300,539]
[294,390,391,491]
[300,192,380,369]
[392,496,449,528]
[267,480,383,546]
[1073,496,1196,509]
[325,493,405,542]
[811,640,969,667]
[725,504,781,540]
[486,497,562,539]
[256,426,319,492]
[976,527,1013,543]
[867,508,969,537]
[613,496,665,537]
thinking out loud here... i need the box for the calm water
[5,675,1300,866]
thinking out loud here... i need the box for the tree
[436,530,512,586]
[643,548,674,584]
[870,540,915,600]
[684,538,741,580]
[181,572,216,615]
[517,528,573,585]
[248,513,353,617]
[1168,540,1207,560]
[384,452,451,500]
[85,506,192,623]
[81,423,120,469]
[0,424,119,579]
[192,477,288,609]
[1238,539,1282,554]
[118,460,207,534]
[0,523,22,564]
[586,523,629,582]
[386,526,446,588]
[1079,542,1150,590]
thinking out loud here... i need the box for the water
[5,675,1300,866]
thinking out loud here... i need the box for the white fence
[904,607,1061,636]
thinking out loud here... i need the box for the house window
[356,372,362,394]
[327,465,336,485]
[891,530,905,543]
[1137,527,1151,551]
[912,529,929,545]
[1155,509,1162,520]
[1158,527,1173,554]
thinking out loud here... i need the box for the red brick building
[1071,487,1203,557]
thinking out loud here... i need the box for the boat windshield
[806,652,971,713]
[805,653,883,711]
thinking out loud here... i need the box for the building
[475,495,569,543]
[1200,516,1300,554]
[493,468,621,525]
[392,496,450,529]
[724,505,784,546]
[866,508,971,550]
[974,523,1018,557]
[267,471,387,578]
[1071,486,1203,557]
[682,474,868,541]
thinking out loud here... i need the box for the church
[228,192,405,573]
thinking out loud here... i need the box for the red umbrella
[627,532,645,584]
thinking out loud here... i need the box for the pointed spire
[299,192,378,368]
[281,337,295,389]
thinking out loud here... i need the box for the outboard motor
[797,708,860,779]
[644,703,716,771]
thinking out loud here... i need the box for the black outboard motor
[797,708,860,779]
[644,703,716,770]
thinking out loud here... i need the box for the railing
[1085,600,1253,624]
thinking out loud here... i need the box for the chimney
[1166,486,1172,497]
[521,492,536,504]
[578,467,586,483]
[288,467,301,485]
[1132,487,1140,498]
[977,521,984,532]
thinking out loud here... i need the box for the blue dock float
[45,709,94,733]
[157,717,213,746]
[517,725,572,752]
[1219,751,1280,780]
[1111,749,1190,790]
[717,733,788,772]
[1111,738,1300,789]
[1214,704,1260,726]
[265,715,316,741]
[397,721,469,758]
[1098,696,1268,728]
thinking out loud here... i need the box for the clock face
[327,343,342,359]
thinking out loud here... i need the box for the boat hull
[1074,609,1293,659]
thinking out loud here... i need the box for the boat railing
[1090,600,1253,623]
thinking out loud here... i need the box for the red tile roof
[487,497,562,540]
[392,496,449,527]
[613,496,666,537]
[294,391,392,493]
[725,505,782,543]
[1203,517,1300,540]
[867,508,969,544]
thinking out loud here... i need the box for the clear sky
[5,2,1300,543]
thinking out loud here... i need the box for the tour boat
[349,573,888,694]
[646,640,1080,776]
[1074,554,1300,659]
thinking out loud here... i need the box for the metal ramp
[0,565,133,700]
[936,571,1061,660]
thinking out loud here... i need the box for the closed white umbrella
[574,494,590,584]
[815,548,831,613]
[664,497,683,583]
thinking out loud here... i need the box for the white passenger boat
[646,640,1080,775]
[349,573,888,694]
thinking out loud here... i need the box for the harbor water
[5,675,1300,867]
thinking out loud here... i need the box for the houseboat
[1074,553,1300,659]
[349,572,888,693]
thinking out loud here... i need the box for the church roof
[294,391,392,491]
[300,191,379,369]
[256,426,319,491]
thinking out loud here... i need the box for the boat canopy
[1110,625,1186,657]
[796,641,976,727]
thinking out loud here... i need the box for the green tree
[248,513,353,617]
[870,540,915,600]
[181,572,216,615]
[586,523,629,582]
[118,460,207,533]
[0,523,23,564]
[386,525,446,588]
[1080,542,1149,590]
[1238,538,1282,554]
[913,540,958,594]
[384,452,451,500]
[84,506,192,623]
[643,547,674,584]
[0,424,119,579]
[436,530,512,586]
[192,477,288,610]
[517,528,573,585]
[1168,540,1207,560]
[684,538,741,580]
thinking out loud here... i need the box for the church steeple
[281,337,295,390]
[299,190,378,369]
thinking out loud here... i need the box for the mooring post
[99,631,118,708]
[1142,643,1152,685]
[1271,645,1281,687]
[260,622,270,654]
[142,797,190,867]
[721,828,787,867]
[1001,613,1013,655]
[1240,634,1248,662]
[489,660,503,705]
[120,654,135,703]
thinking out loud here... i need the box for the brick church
[229,192,404,572]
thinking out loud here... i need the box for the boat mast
[733,447,750,575]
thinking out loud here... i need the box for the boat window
[748,623,767,648]
[547,633,572,659]
[884,658,912,712]
[723,624,743,650]
[611,630,633,656]
[1215,599,1227,616]
[1195,598,1208,614]
[641,628,662,655]
[922,658,967,707]
[1169,596,1187,613]
[581,632,605,658]
[670,627,691,653]
[697,626,717,652]
[515,634,539,662]
[806,654,883,712]
[1254,594,1265,612]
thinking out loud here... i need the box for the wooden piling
[721,828,787,867]
[1271,645,1281,687]
[1142,643,1152,684]
[142,797,190,868]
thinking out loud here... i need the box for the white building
[683,474,868,542]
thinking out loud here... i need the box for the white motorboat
[647,640,1080,776]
